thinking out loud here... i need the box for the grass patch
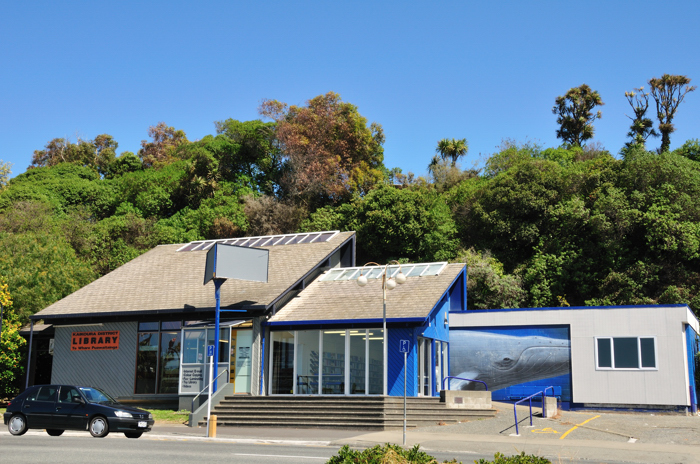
[146,409,190,424]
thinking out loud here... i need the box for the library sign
[71,331,120,351]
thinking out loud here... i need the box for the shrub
[475,452,551,464]
[326,444,458,464]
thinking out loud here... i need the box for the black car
[3,385,155,438]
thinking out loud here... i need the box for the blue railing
[442,376,488,391]
[513,386,554,436]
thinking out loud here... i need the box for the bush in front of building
[327,444,459,464]
[326,446,551,464]
[475,452,551,464]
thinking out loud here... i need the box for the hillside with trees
[1,82,699,333]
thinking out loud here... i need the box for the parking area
[416,401,700,446]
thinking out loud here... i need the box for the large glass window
[135,321,182,394]
[159,332,181,393]
[270,329,385,396]
[135,332,158,393]
[368,330,383,395]
[322,331,345,394]
[207,328,230,363]
[271,331,294,394]
[183,330,206,364]
[296,330,320,394]
[349,331,366,394]
[596,337,657,370]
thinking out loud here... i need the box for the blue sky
[2,1,699,179]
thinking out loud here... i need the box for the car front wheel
[124,432,143,439]
[8,415,28,436]
[89,416,109,438]
[46,429,64,436]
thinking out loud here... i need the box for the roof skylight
[177,231,339,252]
[319,262,447,282]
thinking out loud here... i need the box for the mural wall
[449,326,572,401]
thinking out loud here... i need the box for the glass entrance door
[230,329,253,393]
[418,338,432,396]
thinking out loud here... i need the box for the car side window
[58,387,81,403]
[35,386,58,402]
[24,387,40,402]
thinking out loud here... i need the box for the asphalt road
[0,431,497,464]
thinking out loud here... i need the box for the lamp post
[357,261,406,396]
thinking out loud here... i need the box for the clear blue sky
[2,1,699,179]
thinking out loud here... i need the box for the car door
[54,386,87,430]
[22,385,58,429]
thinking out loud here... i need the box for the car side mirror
[73,396,85,404]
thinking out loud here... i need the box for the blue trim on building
[265,317,426,327]
[451,303,690,314]
[686,324,698,413]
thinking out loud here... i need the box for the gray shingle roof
[33,231,355,320]
[268,263,465,324]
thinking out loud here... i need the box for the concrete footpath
[149,402,700,464]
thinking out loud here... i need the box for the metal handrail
[442,376,488,391]
[513,386,554,436]
[191,369,229,413]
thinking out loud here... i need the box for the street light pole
[382,272,387,396]
[357,261,406,396]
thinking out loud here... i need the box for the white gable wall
[450,305,696,407]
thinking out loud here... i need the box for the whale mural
[449,327,571,400]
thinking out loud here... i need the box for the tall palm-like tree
[436,138,468,166]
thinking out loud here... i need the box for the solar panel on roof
[176,231,340,252]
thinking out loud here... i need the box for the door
[230,329,253,393]
[54,386,87,430]
[22,385,58,429]
[418,338,432,396]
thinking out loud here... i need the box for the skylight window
[319,262,447,282]
[176,231,339,252]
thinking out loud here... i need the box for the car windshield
[78,387,118,404]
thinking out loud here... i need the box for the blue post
[213,278,223,393]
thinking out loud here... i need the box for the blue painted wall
[686,324,699,413]
[388,327,417,396]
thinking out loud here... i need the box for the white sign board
[204,243,269,285]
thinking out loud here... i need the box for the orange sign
[71,331,120,351]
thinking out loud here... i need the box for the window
[135,321,182,394]
[595,337,656,370]
[269,329,385,395]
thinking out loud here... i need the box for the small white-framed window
[595,337,657,370]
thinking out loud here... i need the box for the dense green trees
[0,277,25,398]
[259,92,386,207]
[552,84,604,147]
[436,138,468,166]
[1,89,699,330]
[624,87,657,148]
[648,74,696,153]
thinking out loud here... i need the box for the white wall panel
[451,306,694,406]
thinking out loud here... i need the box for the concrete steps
[199,396,497,430]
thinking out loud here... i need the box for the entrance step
[198,396,497,430]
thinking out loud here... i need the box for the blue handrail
[442,376,488,391]
[513,386,554,436]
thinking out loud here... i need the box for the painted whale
[449,331,570,392]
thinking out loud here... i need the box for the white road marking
[230,453,327,459]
